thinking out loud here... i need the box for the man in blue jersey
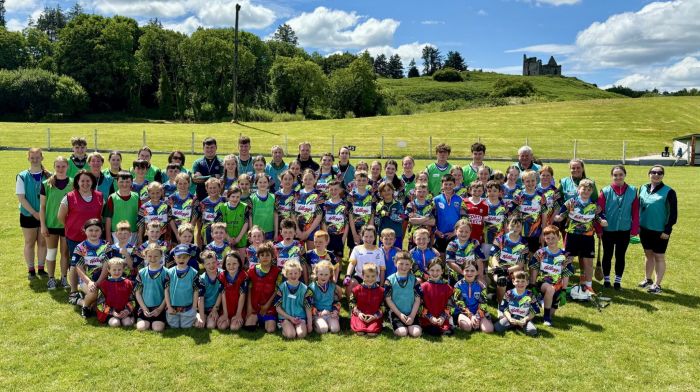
[433,174,465,253]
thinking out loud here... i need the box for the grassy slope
[378,72,624,103]
[1,97,699,161]
[0,150,698,390]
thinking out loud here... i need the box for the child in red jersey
[420,259,454,336]
[217,252,249,331]
[96,257,135,327]
[244,241,282,333]
[463,181,488,243]
[350,263,385,336]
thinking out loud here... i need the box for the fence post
[94,129,98,151]
[331,135,335,156]
[381,136,384,159]
[477,136,481,143]
[573,139,578,160]
[525,137,529,147]
[47,128,51,150]
[622,141,627,164]
[284,135,288,155]
[191,132,195,154]
[142,130,146,147]
[428,136,432,160]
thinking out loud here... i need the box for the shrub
[432,67,463,82]
[491,78,535,97]
[0,68,88,119]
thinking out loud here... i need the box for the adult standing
[57,170,104,304]
[463,142,489,187]
[265,145,288,189]
[88,152,115,202]
[191,137,223,201]
[334,146,355,188]
[598,165,639,290]
[425,143,453,196]
[237,136,254,176]
[137,146,163,183]
[515,145,541,173]
[17,148,50,280]
[559,159,597,203]
[40,156,73,290]
[103,151,123,180]
[297,141,320,172]
[638,165,677,294]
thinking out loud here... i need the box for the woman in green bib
[40,156,73,290]
[638,165,677,294]
[16,148,50,280]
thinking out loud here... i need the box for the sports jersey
[512,189,544,238]
[531,247,572,286]
[498,288,539,320]
[40,177,72,229]
[381,246,401,278]
[132,179,150,201]
[163,181,177,199]
[409,247,440,279]
[350,283,384,333]
[265,161,289,189]
[217,201,249,247]
[67,155,87,179]
[559,176,598,203]
[334,163,355,188]
[455,185,469,199]
[96,277,135,322]
[501,183,518,210]
[104,191,140,233]
[349,186,374,231]
[374,199,405,240]
[132,240,168,271]
[349,245,385,279]
[402,174,416,197]
[218,269,249,316]
[274,240,304,268]
[274,189,297,224]
[135,266,168,308]
[192,155,223,200]
[245,245,259,267]
[236,156,253,176]
[315,170,336,196]
[273,281,313,320]
[165,266,200,307]
[72,239,114,282]
[420,279,453,331]
[167,243,200,270]
[309,281,340,313]
[463,198,488,241]
[205,241,232,268]
[250,191,275,234]
[110,241,136,277]
[95,173,114,202]
[405,198,435,241]
[305,249,337,268]
[558,197,603,236]
[384,273,421,316]
[223,176,237,191]
[537,183,560,227]
[491,233,528,267]
[167,192,198,228]
[199,196,225,239]
[295,189,323,232]
[199,271,223,310]
[322,199,349,235]
[484,198,506,245]
[138,200,170,233]
[433,193,463,234]
[445,238,484,280]
[425,162,453,196]
[453,279,487,317]
[247,264,282,315]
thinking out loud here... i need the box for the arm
[39,194,48,237]
[164,286,175,314]
[57,203,68,226]
[630,193,640,236]
[17,194,39,219]
[663,189,678,236]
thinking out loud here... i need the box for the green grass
[1,96,699,161]
[379,71,623,104]
[0,148,697,390]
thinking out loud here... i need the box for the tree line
[0,5,471,121]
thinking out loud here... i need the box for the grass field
[0,143,697,390]
[1,97,698,162]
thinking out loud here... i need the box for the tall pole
[232,3,241,123]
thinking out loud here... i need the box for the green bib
[251,193,275,233]
[109,192,139,232]
[42,178,72,229]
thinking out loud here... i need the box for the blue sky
[5,0,700,91]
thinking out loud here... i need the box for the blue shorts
[258,314,276,324]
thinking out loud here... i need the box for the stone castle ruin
[522,54,562,76]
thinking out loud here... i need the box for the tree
[387,54,404,79]
[443,50,467,71]
[269,56,327,115]
[37,6,67,42]
[272,24,298,45]
[24,27,55,71]
[0,29,28,69]
[328,58,384,118]
[407,59,420,78]
[373,54,389,77]
[0,0,6,29]
[66,3,84,21]
[316,52,356,75]
[421,45,442,76]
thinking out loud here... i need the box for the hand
[232,315,243,329]
[343,276,352,286]
[32,211,41,220]
[41,225,49,238]
[471,317,480,329]
[291,317,302,325]
[120,247,128,257]
[307,321,313,333]
[167,306,177,315]
[660,233,670,240]
[553,215,563,223]
[435,230,444,239]
[331,310,339,319]
[88,281,96,293]
[119,309,130,319]
[208,310,219,321]
[195,313,205,328]
[400,313,409,324]
[260,304,269,314]
[352,233,360,244]
[600,219,608,228]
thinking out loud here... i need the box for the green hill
[379,71,624,114]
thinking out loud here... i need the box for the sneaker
[68,292,81,305]
[81,306,93,318]
[647,284,662,294]
[614,282,621,291]
[47,277,57,290]
[638,279,653,289]
[27,271,37,280]
[37,269,49,277]
[543,320,552,327]
[603,281,611,288]
[61,276,70,289]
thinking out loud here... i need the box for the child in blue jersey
[529,225,573,327]
[131,160,150,201]
[433,174,463,253]
[451,166,468,199]
[316,153,337,197]
[306,230,338,282]
[537,165,560,228]
[384,251,423,337]
[445,219,485,284]
[111,221,136,278]
[511,170,545,254]
[382,159,407,206]
[138,182,171,242]
[164,244,202,329]
[197,177,224,246]
[162,163,180,199]
[274,260,313,339]
[375,182,405,248]
[490,216,528,305]
[245,226,265,267]
[274,219,306,279]
[205,223,232,269]
[501,165,520,210]
[453,260,493,334]
[295,169,324,251]
[196,250,224,329]
[222,154,239,191]
[483,180,507,250]
[168,223,200,270]
[133,221,168,271]
[274,171,298,240]
[72,219,113,317]
[348,170,375,250]
[380,229,401,277]
[405,183,435,249]
[322,180,349,259]
[409,229,441,283]
[135,244,168,332]
[495,271,539,336]
[167,173,198,240]
[309,260,343,334]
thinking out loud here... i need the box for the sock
[604,275,610,283]
[26,260,35,272]
[543,308,551,322]
[615,275,622,284]
[585,281,593,289]
[38,261,45,269]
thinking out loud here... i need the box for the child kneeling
[274,260,313,339]
[494,271,539,336]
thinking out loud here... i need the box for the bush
[491,78,535,97]
[0,68,88,119]
[432,67,463,82]
[387,98,418,115]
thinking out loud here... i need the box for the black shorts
[536,281,564,309]
[19,214,40,229]
[524,236,541,254]
[47,227,65,236]
[328,233,344,255]
[640,227,669,254]
[389,312,419,330]
[565,233,595,258]
[137,306,166,323]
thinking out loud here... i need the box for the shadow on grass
[161,328,212,345]
[596,285,700,312]
[546,315,605,333]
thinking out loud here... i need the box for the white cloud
[285,6,399,50]
[93,1,188,19]
[362,41,432,63]
[420,20,444,25]
[162,16,203,35]
[611,56,700,91]
[505,44,576,55]
[6,18,26,31]
[536,0,581,5]
[574,0,700,68]
[477,9,488,16]
[195,0,276,29]
[5,0,38,12]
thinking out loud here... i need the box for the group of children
[34,137,612,338]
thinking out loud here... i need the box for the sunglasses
[649,171,664,175]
